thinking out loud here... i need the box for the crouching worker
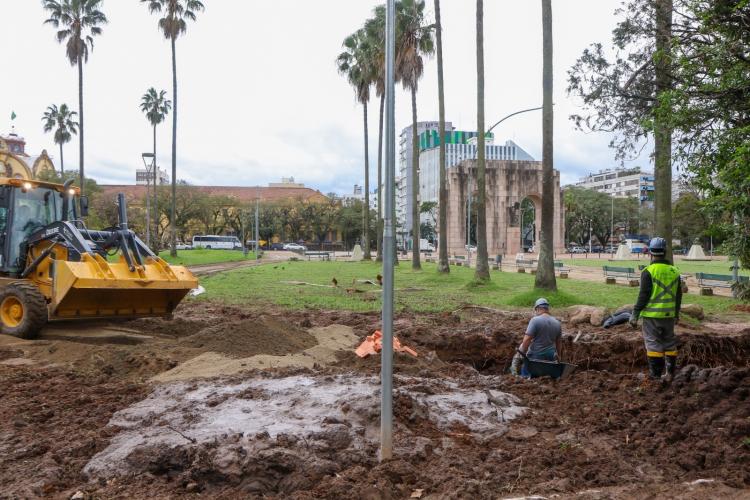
[628,237,682,381]
[511,298,562,377]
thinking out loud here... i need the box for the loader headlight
[22,182,32,191]
[68,188,76,196]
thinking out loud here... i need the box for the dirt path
[188,250,289,277]
[0,302,748,498]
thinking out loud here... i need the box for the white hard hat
[534,297,550,309]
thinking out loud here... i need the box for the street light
[141,153,155,247]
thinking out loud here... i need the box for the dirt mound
[127,317,212,338]
[0,366,147,498]
[179,317,317,357]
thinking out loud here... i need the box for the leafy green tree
[43,0,107,193]
[41,103,78,177]
[672,192,707,248]
[141,0,205,256]
[568,0,676,259]
[669,1,750,268]
[396,0,434,270]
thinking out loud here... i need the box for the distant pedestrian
[629,237,682,381]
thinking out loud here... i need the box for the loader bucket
[49,253,199,320]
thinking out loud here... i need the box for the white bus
[191,235,242,250]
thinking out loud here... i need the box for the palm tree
[534,0,557,290]
[337,29,375,260]
[41,104,78,177]
[140,88,171,248]
[396,0,434,270]
[365,7,386,262]
[474,0,490,281]
[141,0,205,257]
[434,0,449,274]
[43,0,107,194]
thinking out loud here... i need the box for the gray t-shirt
[525,314,561,356]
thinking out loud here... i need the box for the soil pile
[0,366,147,498]
[179,317,317,357]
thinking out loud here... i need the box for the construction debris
[355,330,418,358]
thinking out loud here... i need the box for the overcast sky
[2,0,642,194]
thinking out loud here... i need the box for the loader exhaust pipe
[61,179,74,222]
[117,193,128,230]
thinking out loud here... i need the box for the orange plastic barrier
[355,330,418,358]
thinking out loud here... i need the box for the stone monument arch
[445,160,564,257]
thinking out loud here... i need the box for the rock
[589,307,607,326]
[681,304,704,320]
[71,492,85,500]
[569,306,595,326]
[506,425,538,440]
[614,304,634,315]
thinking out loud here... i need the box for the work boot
[663,355,677,383]
[647,356,665,379]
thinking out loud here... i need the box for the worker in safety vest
[629,237,682,380]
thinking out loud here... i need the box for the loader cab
[0,180,79,274]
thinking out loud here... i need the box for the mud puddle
[84,372,525,496]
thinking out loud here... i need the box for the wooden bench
[515,258,537,274]
[603,266,639,286]
[449,255,467,266]
[554,261,570,278]
[305,251,331,261]
[695,273,748,295]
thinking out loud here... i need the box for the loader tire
[0,282,48,339]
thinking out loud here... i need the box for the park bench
[603,266,639,286]
[305,251,331,261]
[450,255,467,266]
[554,261,570,278]
[695,272,749,296]
[515,256,537,274]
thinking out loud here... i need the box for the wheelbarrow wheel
[0,282,48,339]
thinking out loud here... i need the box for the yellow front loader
[0,178,198,339]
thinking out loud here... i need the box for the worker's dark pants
[642,317,678,377]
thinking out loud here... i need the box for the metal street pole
[141,153,155,247]
[486,106,544,135]
[611,194,615,253]
[255,199,260,260]
[589,218,593,253]
[380,0,396,462]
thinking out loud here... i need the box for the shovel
[517,349,577,380]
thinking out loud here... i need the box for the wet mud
[0,301,748,498]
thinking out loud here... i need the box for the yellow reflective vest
[640,262,681,318]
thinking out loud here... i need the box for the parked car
[591,244,604,253]
[283,243,307,252]
[269,242,285,250]
[605,245,617,253]
[175,242,192,250]
[568,245,586,254]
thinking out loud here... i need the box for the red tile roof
[100,185,328,203]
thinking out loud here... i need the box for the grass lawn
[197,260,743,315]
[156,249,255,266]
[560,257,748,277]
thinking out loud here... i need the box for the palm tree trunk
[170,36,178,257]
[654,0,673,261]
[410,87,421,270]
[59,142,64,178]
[363,101,371,260]
[376,94,384,262]
[435,0,450,274]
[534,0,557,291]
[474,0,490,281]
[153,123,159,251]
[77,54,84,193]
